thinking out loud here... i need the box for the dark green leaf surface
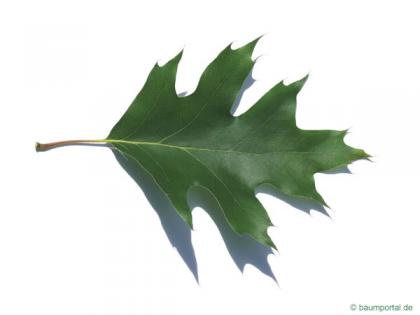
[107,39,369,248]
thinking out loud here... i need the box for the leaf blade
[107,38,369,248]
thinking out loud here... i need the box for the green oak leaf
[36,38,369,249]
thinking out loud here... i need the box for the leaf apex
[289,73,309,93]
[359,149,373,161]
[267,238,278,251]
[157,49,184,68]
[232,35,264,58]
[182,211,194,229]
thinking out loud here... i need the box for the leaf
[36,38,369,249]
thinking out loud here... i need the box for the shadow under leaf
[255,165,351,217]
[256,184,328,217]
[112,148,277,283]
[187,186,277,282]
[230,71,255,115]
[112,149,199,283]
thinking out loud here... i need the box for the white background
[1,0,419,314]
